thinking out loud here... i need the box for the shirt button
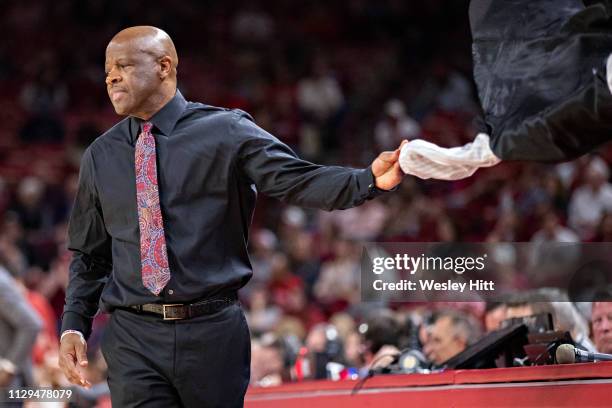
[168,289,174,295]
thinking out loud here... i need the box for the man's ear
[158,56,172,80]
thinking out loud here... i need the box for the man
[59,26,405,407]
[423,310,481,367]
[358,309,401,372]
[530,212,580,244]
[592,302,612,354]
[568,157,612,239]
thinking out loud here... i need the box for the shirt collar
[129,89,187,142]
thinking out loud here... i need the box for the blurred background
[1,1,612,406]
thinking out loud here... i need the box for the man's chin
[112,104,130,116]
[601,340,612,354]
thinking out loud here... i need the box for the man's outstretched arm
[234,111,405,210]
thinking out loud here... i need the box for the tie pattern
[135,122,170,295]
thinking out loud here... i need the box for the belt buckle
[162,304,186,320]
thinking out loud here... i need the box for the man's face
[105,40,161,117]
[423,316,467,365]
[592,302,612,354]
[485,305,507,332]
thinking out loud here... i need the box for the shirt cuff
[359,166,398,200]
[60,330,86,344]
[61,311,92,340]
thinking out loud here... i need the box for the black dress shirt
[62,90,383,338]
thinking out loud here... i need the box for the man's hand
[371,140,408,191]
[370,345,400,370]
[0,370,14,387]
[0,359,15,387]
[58,333,91,388]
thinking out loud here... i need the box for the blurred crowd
[1,0,612,406]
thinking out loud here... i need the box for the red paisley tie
[135,122,170,295]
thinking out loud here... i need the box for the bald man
[59,26,405,407]
[592,302,612,354]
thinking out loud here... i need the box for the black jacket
[471,0,612,161]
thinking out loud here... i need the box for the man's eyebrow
[104,57,131,70]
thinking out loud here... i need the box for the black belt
[122,293,238,321]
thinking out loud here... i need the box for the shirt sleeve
[61,147,112,340]
[233,111,383,211]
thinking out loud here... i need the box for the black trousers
[100,302,251,408]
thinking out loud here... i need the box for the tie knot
[142,122,153,134]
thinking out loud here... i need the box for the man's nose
[601,317,612,331]
[105,68,122,86]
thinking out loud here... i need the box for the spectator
[374,99,420,151]
[296,56,344,154]
[343,329,365,369]
[246,228,278,296]
[317,200,389,241]
[297,57,344,124]
[267,252,302,311]
[486,209,519,242]
[231,5,275,44]
[11,177,52,234]
[286,230,320,298]
[245,285,282,336]
[422,309,482,366]
[304,323,345,379]
[19,63,68,143]
[20,65,68,114]
[530,212,579,243]
[274,316,306,341]
[568,156,612,239]
[314,239,360,308]
[359,309,401,371]
[592,301,612,354]
[484,302,507,332]
[250,335,285,387]
[278,206,307,249]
